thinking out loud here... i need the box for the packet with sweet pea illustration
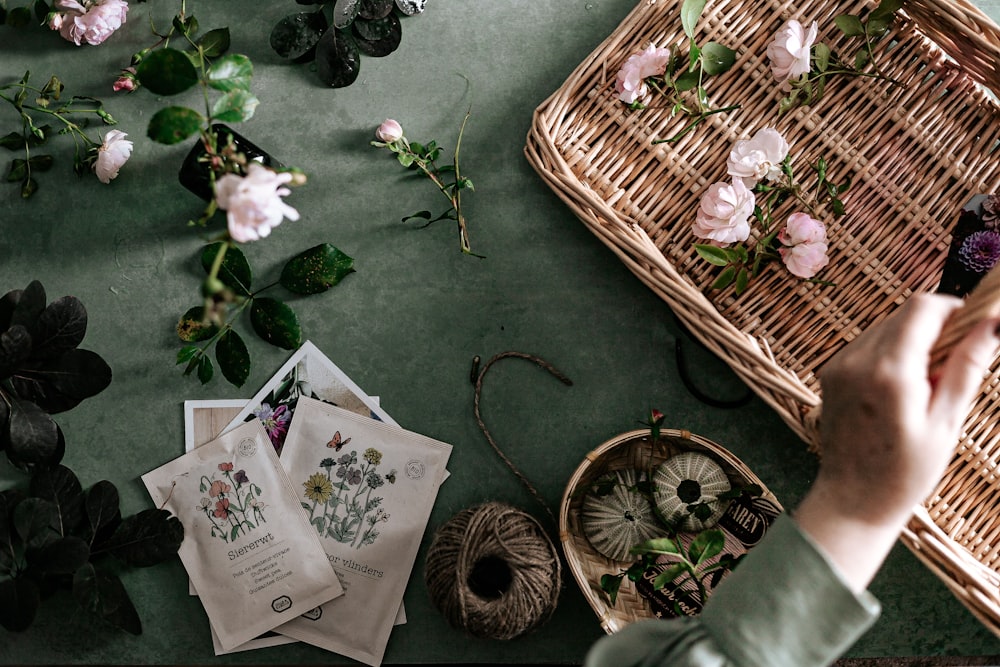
[141,418,344,651]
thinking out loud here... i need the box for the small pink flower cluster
[48,0,129,46]
[614,44,672,105]
[694,127,830,279]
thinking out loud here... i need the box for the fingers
[930,317,1000,428]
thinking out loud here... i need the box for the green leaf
[599,573,623,605]
[207,54,253,92]
[831,197,846,217]
[688,43,701,72]
[871,0,904,20]
[279,243,355,294]
[19,177,37,199]
[674,69,700,92]
[396,152,414,168]
[211,89,259,123]
[176,345,200,365]
[135,48,200,96]
[101,508,183,567]
[270,12,329,61]
[813,42,831,73]
[13,497,59,550]
[31,295,87,359]
[0,576,39,632]
[250,298,301,350]
[712,266,737,290]
[695,244,730,267]
[10,348,112,412]
[72,563,141,635]
[689,529,725,565]
[176,306,218,343]
[216,329,250,388]
[198,27,231,57]
[147,106,204,146]
[735,267,749,294]
[84,480,121,547]
[200,242,252,296]
[6,398,63,471]
[701,42,736,76]
[5,6,32,27]
[29,465,84,537]
[867,17,890,36]
[197,355,214,384]
[631,537,683,557]
[652,562,689,590]
[0,132,22,151]
[834,14,865,37]
[680,0,708,39]
[6,159,26,183]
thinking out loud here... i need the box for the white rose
[779,240,830,278]
[766,19,818,86]
[376,119,403,143]
[614,44,671,104]
[693,179,755,246]
[726,127,790,187]
[216,163,301,243]
[93,129,132,184]
[779,211,827,246]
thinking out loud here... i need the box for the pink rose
[375,119,403,143]
[615,44,671,104]
[53,0,129,46]
[113,67,137,92]
[215,163,301,243]
[766,19,818,86]
[693,179,755,246]
[93,129,132,184]
[726,127,790,187]
[779,211,827,246]
[779,241,829,278]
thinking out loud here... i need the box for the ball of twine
[424,501,562,640]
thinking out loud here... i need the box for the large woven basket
[559,428,782,633]
[527,0,1000,635]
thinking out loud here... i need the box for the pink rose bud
[376,119,403,143]
[113,67,137,92]
[779,212,827,246]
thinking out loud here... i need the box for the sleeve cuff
[699,513,881,667]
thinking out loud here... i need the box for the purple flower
[346,468,362,485]
[254,402,291,448]
[959,230,1000,273]
[234,470,249,485]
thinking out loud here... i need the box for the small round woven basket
[559,428,782,634]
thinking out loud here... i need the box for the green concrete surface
[2,0,1000,663]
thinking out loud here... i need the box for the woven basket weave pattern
[530,0,1000,635]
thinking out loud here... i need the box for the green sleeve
[583,514,881,667]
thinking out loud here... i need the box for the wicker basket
[527,0,1000,635]
[559,428,782,633]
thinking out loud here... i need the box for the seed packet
[223,340,398,455]
[142,418,344,651]
[274,396,452,666]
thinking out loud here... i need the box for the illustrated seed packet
[224,340,399,455]
[274,397,452,666]
[142,418,344,651]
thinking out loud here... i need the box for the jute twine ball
[424,501,562,640]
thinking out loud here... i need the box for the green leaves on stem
[0,72,118,198]
[177,241,355,388]
[780,0,904,112]
[645,0,738,144]
[0,467,183,634]
[372,111,481,256]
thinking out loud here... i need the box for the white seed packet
[274,396,452,666]
[141,418,345,651]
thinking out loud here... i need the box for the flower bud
[375,119,403,143]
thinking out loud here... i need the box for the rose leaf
[280,243,356,294]
[135,48,200,96]
[250,298,302,350]
[216,329,251,388]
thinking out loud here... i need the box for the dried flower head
[959,230,1000,274]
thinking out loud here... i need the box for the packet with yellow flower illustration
[141,418,344,651]
[274,396,452,666]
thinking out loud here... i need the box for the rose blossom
[53,0,129,46]
[614,44,671,104]
[113,67,137,93]
[779,241,829,278]
[727,128,790,187]
[693,179,755,246]
[215,163,301,243]
[93,129,132,184]
[375,119,403,143]
[766,19,818,86]
[779,211,826,246]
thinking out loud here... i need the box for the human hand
[796,293,1000,591]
